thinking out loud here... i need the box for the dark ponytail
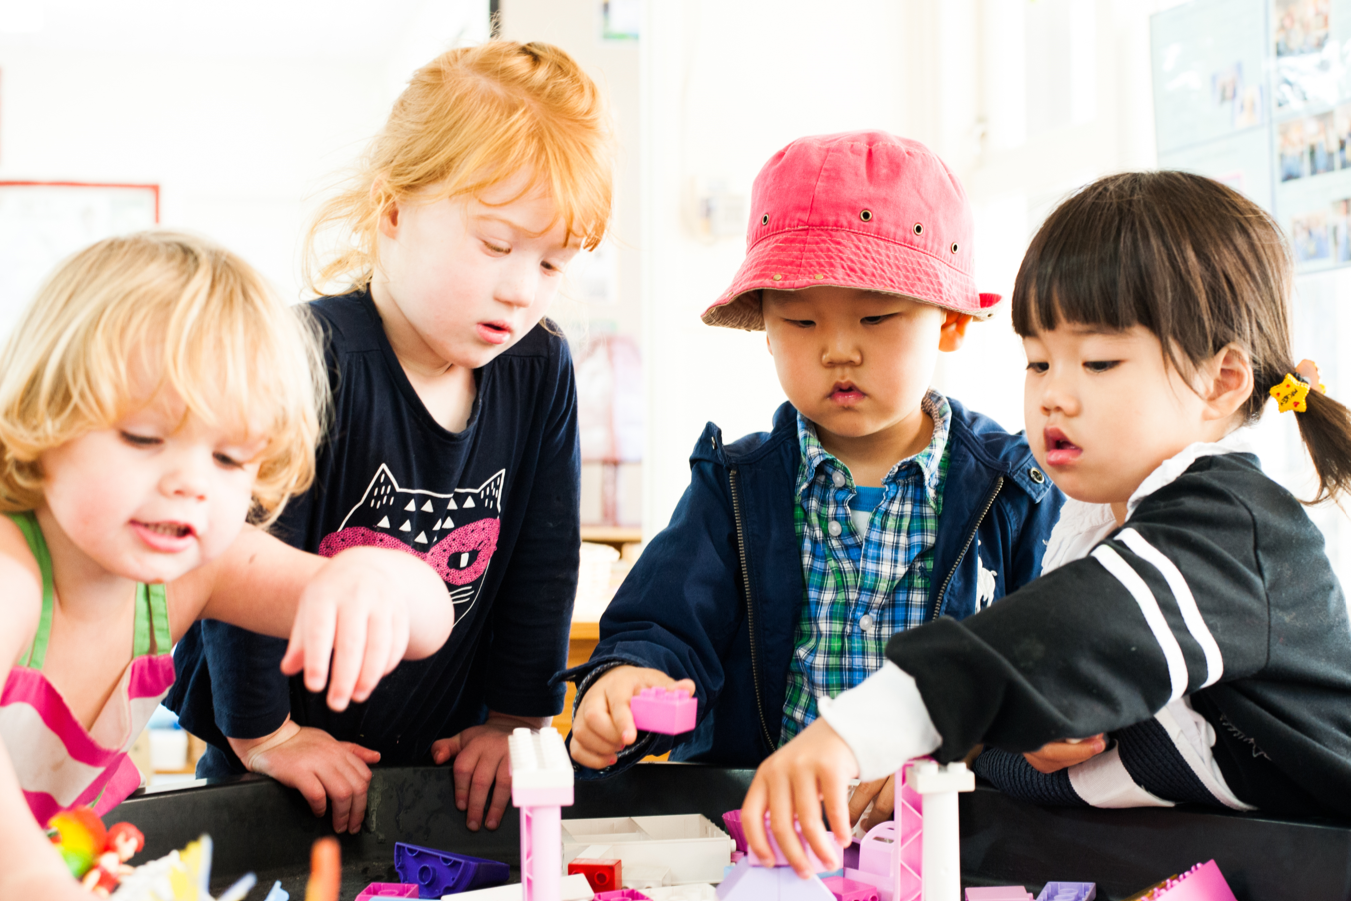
[1012,170,1351,504]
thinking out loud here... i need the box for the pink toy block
[722,810,748,853]
[720,809,846,872]
[508,728,574,901]
[717,857,836,900]
[1136,860,1237,901]
[354,884,419,900]
[594,891,653,900]
[822,875,880,901]
[630,687,697,734]
[965,888,1034,901]
[1036,882,1095,901]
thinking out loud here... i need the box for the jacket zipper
[729,468,776,753]
[930,475,1004,621]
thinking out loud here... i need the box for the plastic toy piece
[1132,861,1237,901]
[570,858,624,893]
[594,891,654,900]
[305,837,341,901]
[443,873,595,900]
[717,857,835,900]
[965,889,1033,901]
[356,884,421,900]
[1035,883,1095,901]
[720,809,846,873]
[509,727,575,901]
[721,811,747,853]
[561,814,734,886]
[49,806,107,878]
[110,833,258,901]
[83,822,146,896]
[630,687,697,734]
[263,883,290,901]
[822,875,880,901]
[394,843,510,897]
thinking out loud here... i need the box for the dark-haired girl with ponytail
[740,171,1351,871]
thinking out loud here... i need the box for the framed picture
[0,181,159,339]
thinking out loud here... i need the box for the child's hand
[431,712,548,831]
[229,719,380,833]
[847,774,895,833]
[570,666,696,769]
[278,546,451,711]
[741,717,857,879]
[1022,734,1107,773]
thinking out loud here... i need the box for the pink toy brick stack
[630,687,697,734]
[1136,861,1238,901]
[508,727,574,901]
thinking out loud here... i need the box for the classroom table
[106,764,1351,900]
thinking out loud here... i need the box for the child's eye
[788,319,815,328]
[1025,361,1049,373]
[861,315,894,325]
[1085,360,1120,373]
[541,260,565,275]
[213,452,245,469]
[119,431,161,448]
[483,241,509,255]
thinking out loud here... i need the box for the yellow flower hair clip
[1270,359,1327,413]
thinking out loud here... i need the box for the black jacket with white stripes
[887,452,1351,817]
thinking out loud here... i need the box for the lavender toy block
[631,687,697,735]
[716,857,836,900]
[822,875,880,901]
[1036,883,1096,901]
[1134,861,1237,901]
[965,888,1033,901]
[354,884,419,900]
[393,843,509,897]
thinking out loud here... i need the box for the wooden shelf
[580,525,642,549]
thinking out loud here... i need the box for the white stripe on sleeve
[1090,545,1189,702]
[1118,528,1224,688]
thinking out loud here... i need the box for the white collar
[1125,430,1254,517]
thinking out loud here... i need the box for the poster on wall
[0,182,159,339]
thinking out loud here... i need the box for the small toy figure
[49,807,108,879]
[82,822,146,896]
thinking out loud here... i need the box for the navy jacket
[561,398,1064,773]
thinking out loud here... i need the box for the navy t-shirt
[167,289,580,767]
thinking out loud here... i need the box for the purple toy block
[821,875,880,901]
[717,857,836,900]
[354,884,419,901]
[393,842,510,898]
[1036,882,1096,901]
[630,686,697,734]
[965,888,1034,901]
[593,891,654,900]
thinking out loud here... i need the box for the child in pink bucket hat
[562,131,1063,823]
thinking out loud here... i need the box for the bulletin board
[0,181,159,339]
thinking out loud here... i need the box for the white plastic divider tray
[561,814,735,886]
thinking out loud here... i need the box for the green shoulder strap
[132,582,171,658]
[4,511,55,669]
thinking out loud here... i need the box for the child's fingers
[568,732,619,769]
[292,771,329,818]
[342,743,381,765]
[431,736,461,765]
[792,768,840,873]
[484,757,513,830]
[767,777,810,877]
[350,611,391,704]
[580,693,627,750]
[739,780,774,867]
[848,777,885,826]
[861,774,895,833]
[297,602,338,694]
[325,608,368,711]
[820,769,854,849]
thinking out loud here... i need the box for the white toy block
[509,727,576,901]
[643,883,719,900]
[561,814,734,886]
[445,872,595,900]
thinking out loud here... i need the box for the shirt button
[860,614,875,632]
[832,471,846,488]
[828,520,842,537]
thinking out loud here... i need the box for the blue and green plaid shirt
[780,390,951,743]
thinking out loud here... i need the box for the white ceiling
[0,0,469,62]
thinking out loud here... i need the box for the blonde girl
[168,40,615,836]
[0,232,453,899]
[741,171,1351,875]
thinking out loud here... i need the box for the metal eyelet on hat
[913,223,924,236]
[951,242,959,254]
[771,274,782,281]
[1030,468,1045,484]
[761,214,769,225]
[859,210,873,222]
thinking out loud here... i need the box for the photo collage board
[1152,0,1351,271]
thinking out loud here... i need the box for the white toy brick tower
[508,727,575,901]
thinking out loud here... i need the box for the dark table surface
[106,764,1351,901]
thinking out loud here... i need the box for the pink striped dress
[0,511,176,825]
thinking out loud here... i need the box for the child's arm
[174,525,453,711]
[570,666,696,769]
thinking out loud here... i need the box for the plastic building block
[561,814,734,885]
[594,891,654,900]
[447,873,595,900]
[720,809,847,873]
[822,875,880,901]
[965,888,1034,901]
[721,811,747,853]
[1036,883,1096,901]
[643,886,718,900]
[509,727,575,901]
[356,883,420,900]
[630,686,697,734]
[717,857,835,900]
[394,843,509,897]
[1133,860,1237,901]
[570,858,624,893]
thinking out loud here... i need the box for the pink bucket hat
[702,131,1001,330]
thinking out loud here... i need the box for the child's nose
[495,261,538,308]
[159,450,211,500]
[820,329,862,366]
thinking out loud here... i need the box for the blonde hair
[0,231,327,525]
[305,40,615,294]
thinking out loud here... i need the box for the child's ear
[373,180,401,238]
[938,311,974,352]
[1202,343,1254,422]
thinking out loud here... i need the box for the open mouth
[141,521,192,538]
[477,321,512,345]
[1044,428,1082,466]
[829,382,865,404]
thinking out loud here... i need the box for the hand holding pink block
[630,686,697,734]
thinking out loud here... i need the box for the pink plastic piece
[594,891,653,900]
[823,875,881,901]
[845,762,925,901]
[1138,860,1238,901]
[965,888,1034,901]
[354,884,419,900]
[717,857,836,900]
[630,686,697,734]
[721,808,846,872]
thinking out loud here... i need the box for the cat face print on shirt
[317,464,505,620]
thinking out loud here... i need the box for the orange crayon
[304,837,341,901]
